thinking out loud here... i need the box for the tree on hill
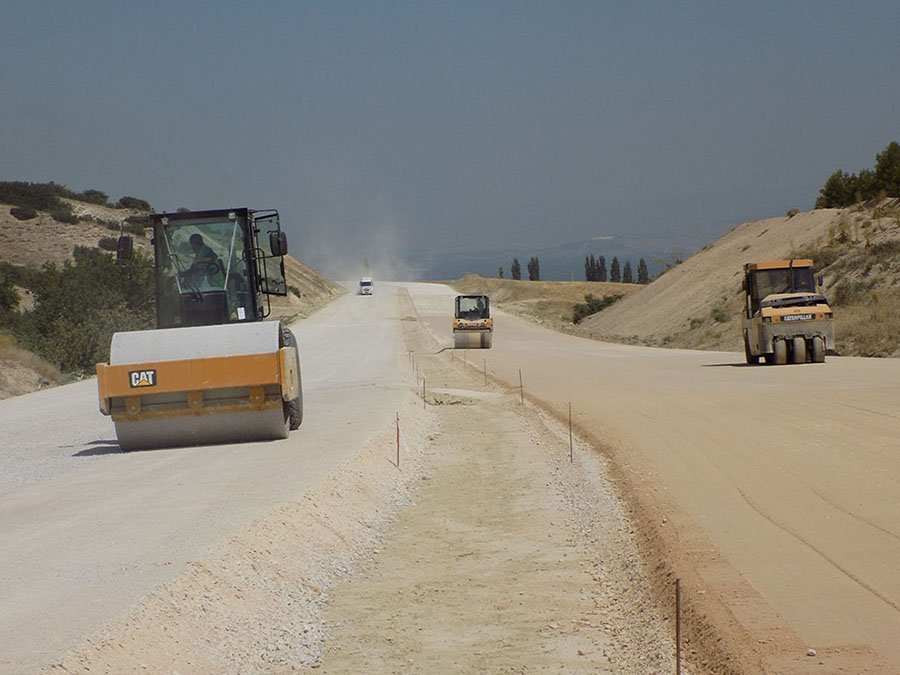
[622,260,633,283]
[609,256,620,282]
[875,141,900,196]
[637,258,649,284]
[498,267,504,279]
[510,258,521,280]
[527,256,540,281]
[815,140,900,208]
[585,254,609,282]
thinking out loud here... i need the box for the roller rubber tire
[773,338,788,365]
[744,335,759,364]
[791,336,807,364]
[811,336,826,363]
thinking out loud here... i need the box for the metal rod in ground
[519,369,524,404]
[676,578,682,675]
[396,412,400,468]
[568,402,573,463]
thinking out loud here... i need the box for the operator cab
[455,294,490,320]
[117,208,288,329]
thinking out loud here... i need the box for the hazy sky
[3,1,899,276]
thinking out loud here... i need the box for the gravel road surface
[0,286,407,673]
[5,279,900,674]
[408,281,900,673]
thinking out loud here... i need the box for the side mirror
[818,275,823,287]
[116,236,134,261]
[269,231,288,257]
[741,277,747,292]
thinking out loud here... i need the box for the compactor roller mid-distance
[453,294,493,349]
[741,259,834,365]
[96,208,303,450]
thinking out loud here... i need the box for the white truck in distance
[359,278,373,295]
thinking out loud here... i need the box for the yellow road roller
[741,259,834,365]
[96,208,302,450]
[453,294,493,349]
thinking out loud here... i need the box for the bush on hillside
[10,206,38,221]
[0,181,72,211]
[14,246,155,374]
[49,207,78,224]
[77,189,109,205]
[0,272,19,314]
[572,293,622,324]
[116,196,152,211]
[98,236,118,251]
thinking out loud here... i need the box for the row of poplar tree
[499,257,541,280]
[498,255,650,283]
[585,255,649,284]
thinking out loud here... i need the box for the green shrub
[572,293,622,324]
[13,246,155,374]
[116,196,152,211]
[10,206,38,220]
[0,272,19,313]
[49,207,78,224]
[98,236,118,251]
[122,219,148,237]
[76,189,109,205]
[0,181,75,211]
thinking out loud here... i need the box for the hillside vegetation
[0,186,342,398]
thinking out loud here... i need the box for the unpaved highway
[4,279,900,673]
[0,286,409,673]
[408,281,900,673]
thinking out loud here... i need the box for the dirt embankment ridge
[572,202,900,356]
[572,208,842,351]
[450,274,640,330]
[0,200,343,399]
[454,202,900,358]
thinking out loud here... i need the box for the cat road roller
[741,259,834,365]
[96,208,302,450]
[453,294,493,349]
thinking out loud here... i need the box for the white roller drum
[110,321,289,451]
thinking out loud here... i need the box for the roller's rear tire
[773,338,788,365]
[791,336,807,364]
[810,336,826,363]
[744,335,759,364]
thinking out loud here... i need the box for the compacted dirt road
[6,280,900,673]
[409,281,900,673]
[4,285,677,674]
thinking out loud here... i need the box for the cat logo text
[129,370,157,388]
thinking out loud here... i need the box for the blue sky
[2,1,899,277]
